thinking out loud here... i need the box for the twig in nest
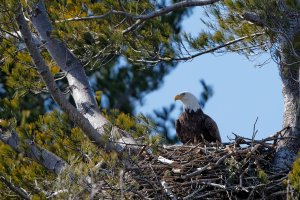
[124,129,290,199]
[182,187,204,200]
[181,163,212,179]
[251,117,259,147]
[182,152,232,179]
[161,180,177,200]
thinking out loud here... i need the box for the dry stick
[0,175,30,200]
[149,163,160,189]
[56,0,221,23]
[272,126,290,147]
[129,130,289,198]
[182,163,212,179]
[231,131,295,145]
[194,189,226,198]
[251,117,259,147]
[239,162,251,191]
[129,190,151,200]
[164,144,219,151]
[119,169,124,200]
[182,187,204,200]
[161,180,177,200]
[132,176,158,196]
[181,178,221,186]
[270,191,289,197]
[201,182,226,189]
[0,129,66,174]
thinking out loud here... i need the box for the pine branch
[56,0,221,23]
[129,32,265,64]
[173,32,265,61]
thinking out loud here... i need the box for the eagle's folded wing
[204,116,221,142]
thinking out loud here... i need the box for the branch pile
[124,133,290,199]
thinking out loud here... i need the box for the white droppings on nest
[158,156,174,165]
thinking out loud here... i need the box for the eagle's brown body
[175,109,221,144]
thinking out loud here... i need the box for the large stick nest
[122,130,291,199]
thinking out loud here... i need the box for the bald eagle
[174,92,221,144]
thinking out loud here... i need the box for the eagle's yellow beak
[174,94,183,101]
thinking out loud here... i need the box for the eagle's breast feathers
[174,92,221,144]
[175,110,221,144]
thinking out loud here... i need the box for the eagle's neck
[183,102,201,113]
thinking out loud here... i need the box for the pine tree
[189,0,300,170]
[0,0,191,198]
[1,0,300,198]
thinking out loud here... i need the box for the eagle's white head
[174,92,201,112]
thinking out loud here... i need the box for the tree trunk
[30,1,109,132]
[270,0,300,170]
[274,44,300,170]
[17,1,136,152]
[241,1,300,170]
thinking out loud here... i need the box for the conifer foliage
[1,0,300,199]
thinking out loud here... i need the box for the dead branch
[56,0,221,23]
[0,175,30,200]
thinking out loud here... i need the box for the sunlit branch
[56,0,221,23]
[16,3,109,148]
[172,32,264,61]
[129,32,264,64]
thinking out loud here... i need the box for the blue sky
[137,7,283,142]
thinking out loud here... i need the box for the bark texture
[274,45,300,169]
[273,2,300,169]
[0,128,66,174]
[15,1,135,152]
[29,1,109,133]
[243,1,300,170]
[15,3,111,148]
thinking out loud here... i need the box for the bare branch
[56,0,221,23]
[251,117,259,146]
[136,0,221,20]
[0,128,66,174]
[130,32,264,64]
[0,175,30,200]
[55,10,114,23]
[182,152,232,179]
[174,32,265,61]
[161,180,177,200]
[122,19,144,34]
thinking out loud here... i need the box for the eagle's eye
[180,92,186,96]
